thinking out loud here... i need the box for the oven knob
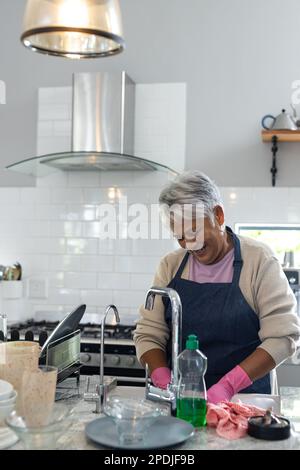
[111,355,120,366]
[125,357,135,367]
[289,277,297,285]
[80,353,91,364]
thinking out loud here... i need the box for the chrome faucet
[84,304,120,413]
[144,287,182,414]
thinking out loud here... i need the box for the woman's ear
[214,205,225,226]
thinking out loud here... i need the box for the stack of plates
[0,379,18,449]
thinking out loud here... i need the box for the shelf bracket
[270,135,278,187]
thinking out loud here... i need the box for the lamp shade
[21,0,125,58]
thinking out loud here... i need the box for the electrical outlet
[27,278,48,299]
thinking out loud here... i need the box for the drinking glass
[6,402,73,450]
[104,395,166,446]
[280,386,300,432]
[0,341,40,413]
[21,366,58,427]
[0,314,7,342]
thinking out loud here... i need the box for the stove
[7,320,145,386]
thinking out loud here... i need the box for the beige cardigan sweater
[133,235,300,366]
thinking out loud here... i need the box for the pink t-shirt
[189,248,234,283]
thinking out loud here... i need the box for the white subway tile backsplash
[112,290,145,309]
[38,136,71,155]
[114,239,133,255]
[19,238,66,254]
[48,272,65,288]
[289,188,300,202]
[0,188,21,204]
[37,121,53,138]
[22,221,50,237]
[80,289,113,307]
[82,222,102,238]
[130,273,153,290]
[131,239,174,256]
[20,188,51,204]
[99,172,134,187]
[132,171,170,187]
[53,121,72,137]
[39,104,72,121]
[286,206,300,224]
[64,272,97,289]
[51,188,83,204]
[131,256,161,273]
[50,221,83,238]
[80,255,114,272]
[36,172,68,188]
[66,238,98,255]
[38,87,72,105]
[98,273,130,290]
[83,188,114,204]
[48,255,81,272]
[82,305,98,315]
[98,239,115,255]
[63,205,97,221]
[20,255,49,275]
[116,256,160,273]
[68,172,100,188]
[36,204,66,220]
[48,288,81,305]
[0,204,35,220]
[121,187,157,205]
[116,256,133,273]
[134,83,186,172]
[34,306,70,322]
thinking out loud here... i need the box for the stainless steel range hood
[7,71,177,177]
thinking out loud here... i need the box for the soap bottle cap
[186,334,199,350]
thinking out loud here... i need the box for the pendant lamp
[21,0,125,59]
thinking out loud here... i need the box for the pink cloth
[189,248,234,283]
[151,367,171,389]
[207,366,253,404]
[206,401,265,440]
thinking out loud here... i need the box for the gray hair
[159,171,223,224]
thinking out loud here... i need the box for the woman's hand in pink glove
[151,367,171,390]
[207,365,253,404]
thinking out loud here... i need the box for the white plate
[0,427,18,450]
[0,390,17,407]
[85,416,194,450]
[0,380,13,402]
[232,393,281,414]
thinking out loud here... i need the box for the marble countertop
[9,377,300,451]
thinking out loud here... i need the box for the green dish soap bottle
[176,334,207,427]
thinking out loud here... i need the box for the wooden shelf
[262,130,300,142]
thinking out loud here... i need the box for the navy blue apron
[163,227,271,394]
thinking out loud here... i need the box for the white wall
[2,1,300,186]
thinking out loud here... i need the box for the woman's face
[173,206,229,265]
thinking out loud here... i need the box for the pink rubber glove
[207,365,253,404]
[151,367,171,390]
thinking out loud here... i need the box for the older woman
[134,171,300,403]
